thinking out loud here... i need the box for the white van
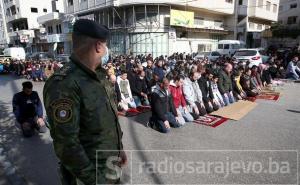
[3,47,26,60]
[216,40,246,57]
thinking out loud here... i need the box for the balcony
[8,29,35,38]
[248,8,278,22]
[115,0,235,15]
[46,33,71,43]
[37,12,63,24]
[6,14,22,22]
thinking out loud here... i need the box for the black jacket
[151,87,177,122]
[218,70,233,94]
[131,76,148,97]
[144,66,153,83]
[114,82,122,103]
[12,91,43,123]
[198,76,214,103]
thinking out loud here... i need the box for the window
[56,24,62,34]
[43,9,47,13]
[68,0,73,6]
[31,7,38,13]
[225,0,233,3]
[125,7,134,27]
[235,50,257,56]
[239,0,243,5]
[6,8,10,17]
[273,4,277,13]
[135,6,146,22]
[194,17,204,25]
[10,5,16,15]
[214,20,223,27]
[48,26,53,34]
[224,44,230,49]
[211,52,221,56]
[287,16,298,24]
[146,6,158,23]
[290,3,297,9]
[232,44,241,49]
[279,5,283,11]
[249,22,255,29]
[257,24,263,30]
[266,1,271,11]
[258,0,264,8]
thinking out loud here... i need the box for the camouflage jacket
[43,54,123,184]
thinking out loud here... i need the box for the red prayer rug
[118,106,151,117]
[194,115,228,128]
[256,94,279,101]
[136,106,151,113]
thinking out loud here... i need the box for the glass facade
[129,32,168,57]
[110,31,126,55]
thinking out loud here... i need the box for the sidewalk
[0,148,27,185]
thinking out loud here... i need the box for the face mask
[101,46,109,66]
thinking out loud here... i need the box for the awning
[172,25,231,35]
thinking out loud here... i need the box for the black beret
[73,19,109,40]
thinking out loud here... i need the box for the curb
[0,147,28,185]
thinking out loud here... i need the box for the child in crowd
[210,74,225,108]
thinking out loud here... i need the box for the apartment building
[237,0,279,47]
[3,0,53,52]
[37,0,72,55]
[65,0,237,57]
[278,0,300,28]
[0,0,9,48]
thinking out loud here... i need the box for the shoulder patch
[51,99,73,124]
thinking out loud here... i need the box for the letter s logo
[105,156,122,180]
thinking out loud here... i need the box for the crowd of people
[104,51,300,133]
[0,59,64,81]
[2,48,300,134]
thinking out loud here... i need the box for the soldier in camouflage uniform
[43,19,126,185]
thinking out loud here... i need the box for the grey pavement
[0,74,300,185]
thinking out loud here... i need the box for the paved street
[0,74,300,185]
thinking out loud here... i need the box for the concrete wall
[278,0,300,27]
[18,0,52,29]
[247,0,279,22]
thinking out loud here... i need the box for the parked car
[193,51,221,62]
[216,40,246,57]
[233,49,263,67]
[55,54,70,64]
[3,47,26,60]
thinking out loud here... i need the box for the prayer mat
[194,115,228,128]
[256,94,280,101]
[211,101,257,121]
